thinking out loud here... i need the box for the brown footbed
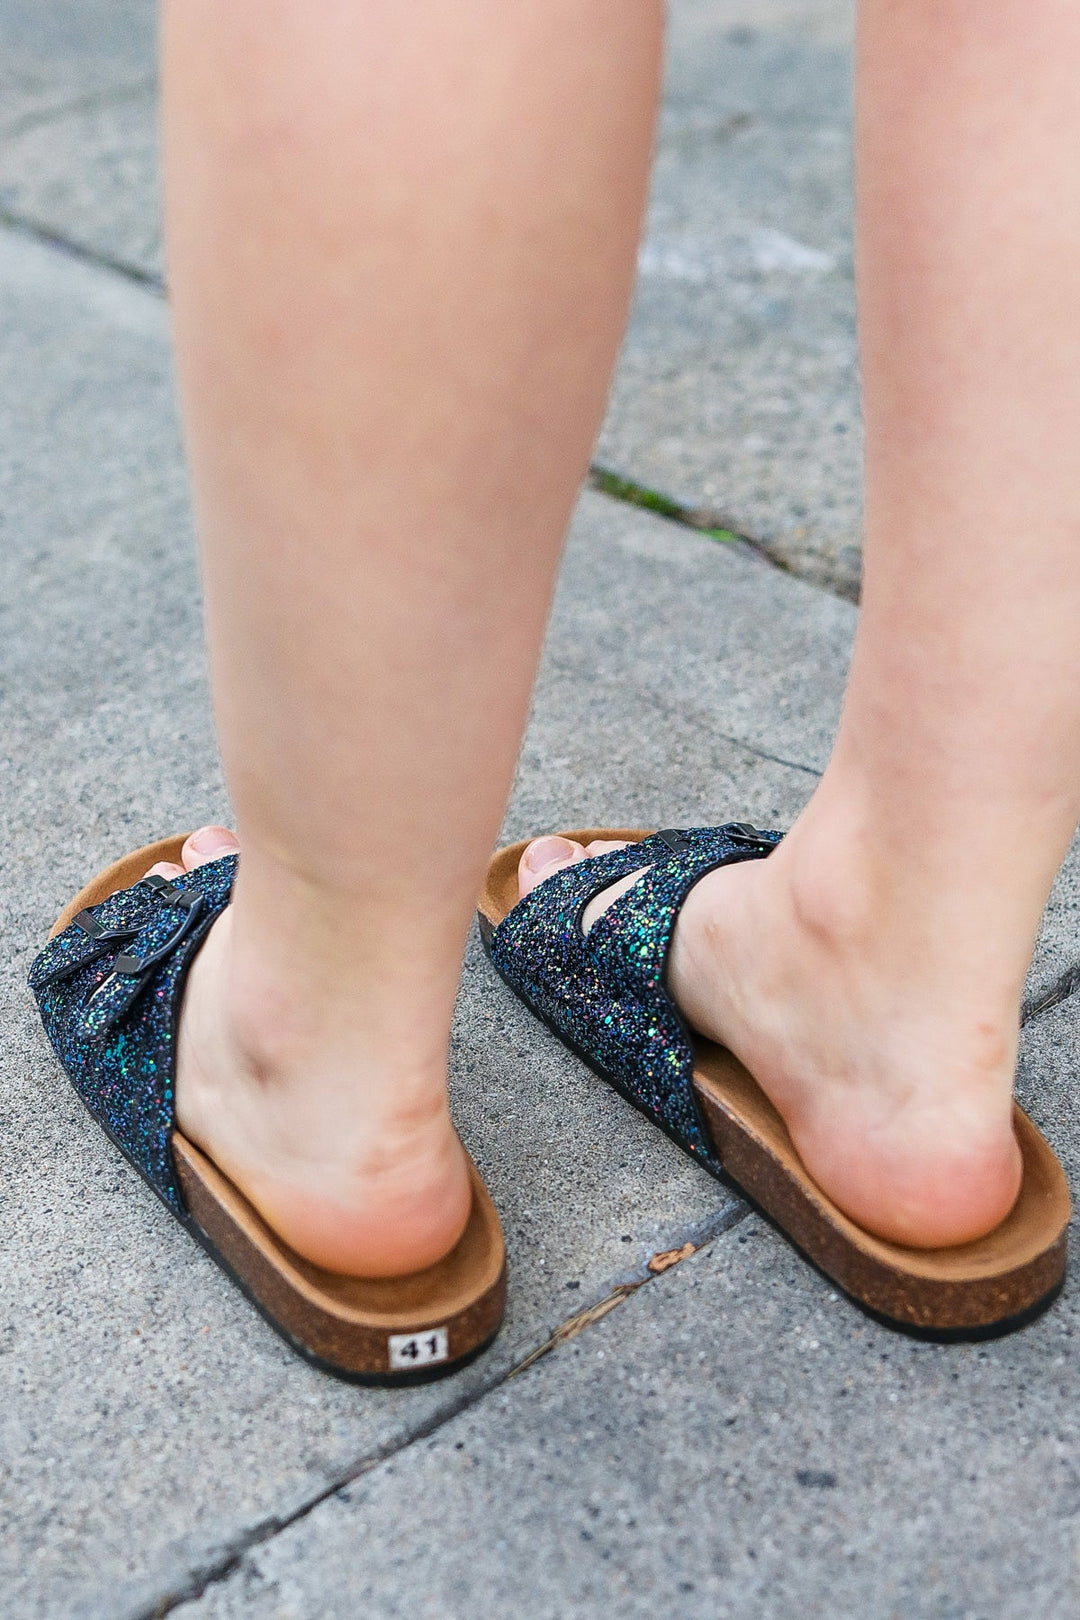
[51,836,506,1379]
[480,831,1071,1333]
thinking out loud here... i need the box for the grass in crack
[586,464,742,546]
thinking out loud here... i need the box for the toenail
[189,825,237,856]
[523,836,574,873]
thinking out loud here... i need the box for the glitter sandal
[479,823,1070,1337]
[30,836,506,1383]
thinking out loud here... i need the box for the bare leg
[523,1,1080,1247]
[160,2,662,1273]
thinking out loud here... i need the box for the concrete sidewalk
[2,4,1080,1617]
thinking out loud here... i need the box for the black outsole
[852,1278,1063,1345]
[477,910,1064,1343]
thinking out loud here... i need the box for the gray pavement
[0,1,154,124]
[0,222,832,1620]
[2,4,1080,1619]
[0,0,863,593]
[0,0,156,284]
[178,998,1080,1620]
[600,0,862,597]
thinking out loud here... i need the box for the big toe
[517,835,630,899]
[144,825,240,882]
[518,836,589,898]
[182,825,241,870]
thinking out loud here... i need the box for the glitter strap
[490,824,780,1171]
[29,854,238,1215]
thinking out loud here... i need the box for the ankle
[776,780,1038,1019]
[213,887,456,1127]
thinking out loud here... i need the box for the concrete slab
[524,501,1080,1010]
[689,0,854,39]
[598,0,862,598]
[1,216,1077,1619]
[0,0,155,132]
[0,2,864,597]
[1,7,1077,1617]
[180,997,1080,1620]
[0,84,160,282]
[1030,838,1080,1016]
[0,224,854,1618]
[514,503,850,822]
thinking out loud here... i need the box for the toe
[181,825,241,870]
[518,836,588,898]
[518,836,633,899]
[144,860,185,880]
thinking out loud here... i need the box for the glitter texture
[30,854,238,1214]
[490,825,781,1172]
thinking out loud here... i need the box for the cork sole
[479,830,1070,1337]
[51,836,506,1383]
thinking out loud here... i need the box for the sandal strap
[583,825,779,999]
[30,855,238,1214]
[491,824,780,1169]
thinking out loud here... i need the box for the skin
[160,1,663,1274]
[160,0,1080,1275]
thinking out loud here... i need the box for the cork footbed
[51,836,506,1382]
[479,831,1071,1336]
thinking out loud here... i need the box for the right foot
[517,821,1025,1250]
[149,826,473,1278]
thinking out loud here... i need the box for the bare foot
[149,827,472,1277]
[517,827,1023,1249]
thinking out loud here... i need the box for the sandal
[31,835,506,1383]
[479,823,1070,1337]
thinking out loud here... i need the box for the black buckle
[32,909,142,990]
[138,873,201,908]
[726,822,770,847]
[74,910,139,944]
[657,825,772,856]
[656,828,692,855]
[110,888,204,978]
[94,880,205,982]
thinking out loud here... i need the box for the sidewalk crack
[0,76,156,142]
[0,205,164,292]
[139,1204,749,1617]
[641,684,824,780]
[1022,960,1080,1026]
[586,462,859,606]
[587,463,782,578]
[507,1203,750,1382]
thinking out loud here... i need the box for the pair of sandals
[30,823,1072,1384]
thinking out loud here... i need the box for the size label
[388,1327,449,1370]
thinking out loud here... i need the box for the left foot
[144,826,473,1278]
